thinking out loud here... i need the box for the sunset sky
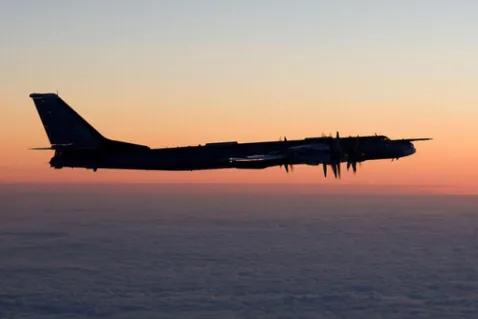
[1,1,477,194]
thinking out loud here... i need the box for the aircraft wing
[287,143,330,152]
[229,154,285,164]
[400,138,433,142]
[229,142,331,169]
[229,154,285,169]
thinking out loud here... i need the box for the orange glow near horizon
[2,90,477,195]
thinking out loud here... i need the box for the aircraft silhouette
[30,93,431,178]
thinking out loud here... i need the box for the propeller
[346,136,360,174]
[328,132,343,179]
[323,132,364,178]
[346,162,357,173]
[280,163,293,173]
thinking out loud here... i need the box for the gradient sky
[1,1,477,194]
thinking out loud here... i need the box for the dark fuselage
[50,135,415,171]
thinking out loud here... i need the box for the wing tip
[403,138,433,142]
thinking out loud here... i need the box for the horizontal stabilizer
[29,143,102,151]
[30,147,56,150]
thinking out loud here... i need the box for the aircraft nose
[394,141,415,157]
[404,142,416,156]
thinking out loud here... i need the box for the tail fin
[29,93,104,149]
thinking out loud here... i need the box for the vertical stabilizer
[29,93,104,148]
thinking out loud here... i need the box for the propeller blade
[347,162,351,171]
[332,163,338,178]
[337,162,341,179]
[285,164,289,173]
[323,164,327,178]
[352,162,357,173]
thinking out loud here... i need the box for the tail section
[29,93,104,149]
[29,93,149,152]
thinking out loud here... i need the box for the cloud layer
[1,185,477,318]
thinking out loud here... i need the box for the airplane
[29,93,431,178]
